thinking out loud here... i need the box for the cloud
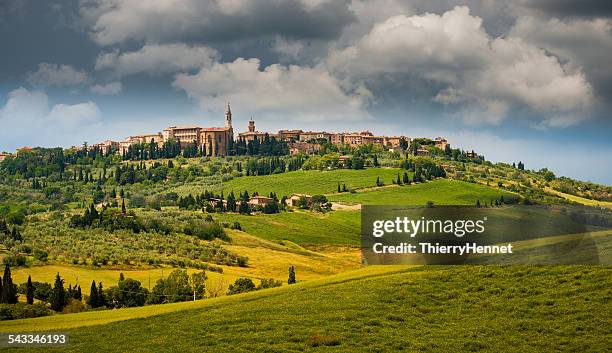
[172,57,371,122]
[90,81,122,95]
[26,63,88,87]
[46,102,101,128]
[327,6,593,127]
[522,0,612,19]
[80,0,354,45]
[0,87,101,139]
[510,16,612,105]
[95,44,219,77]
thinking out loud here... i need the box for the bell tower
[225,102,232,129]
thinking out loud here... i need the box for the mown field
[329,179,517,205]
[220,168,411,196]
[1,265,609,352]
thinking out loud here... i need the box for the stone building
[238,119,269,142]
[434,137,449,151]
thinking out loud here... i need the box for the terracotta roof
[201,127,230,132]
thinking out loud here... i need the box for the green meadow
[1,265,609,352]
[329,179,517,205]
[221,168,410,196]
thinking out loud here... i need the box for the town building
[434,137,449,151]
[0,153,11,162]
[238,119,269,142]
[416,146,430,156]
[117,103,234,156]
[92,140,119,155]
[119,133,164,154]
[299,131,332,142]
[466,150,479,158]
[288,142,321,156]
[277,129,303,142]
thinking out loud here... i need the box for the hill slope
[2,265,609,352]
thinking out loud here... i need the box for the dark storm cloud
[524,0,612,19]
[81,0,356,46]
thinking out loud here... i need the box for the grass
[329,179,517,205]
[545,187,612,208]
[11,230,361,292]
[214,210,361,245]
[221,168,410,196]
[1,265,609,352]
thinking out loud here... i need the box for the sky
[0,0,610,184]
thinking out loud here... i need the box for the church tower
[225,102,232,129]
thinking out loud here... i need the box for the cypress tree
[98,282,106,307]
[26,275,34,305]
[119,273,125,282]
[288,266,296,285]
[51,273,66,312]
[88,280,98,308]
[337,183,341,193]
[1,263,17,304]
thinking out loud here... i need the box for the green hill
[1,265,609,352]
[329,179,517,205]
[221,168,410,196]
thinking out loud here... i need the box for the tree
[403,172,410,184]
[227,278,256,295]
[373,154,379,167]
[26,275,34,305]
[51,273,66,312]
[476,200,481,208]
[88,280,99,308]
[106,278,148,308]
[190,271,207,300]
[121,198,126,214]
[119,273,125,282]
[337,183,341,193]
[1,264,17,304]
[98,282,106,308]
[288,266,296,285]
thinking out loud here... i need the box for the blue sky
[0,0,610,184]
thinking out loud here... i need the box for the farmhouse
[248,196,274,206]
[288,193,312,207]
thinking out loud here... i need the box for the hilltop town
[79,104,455,159]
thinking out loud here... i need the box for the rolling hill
[1,265,609,352]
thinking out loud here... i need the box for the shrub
[258,278,282,289]
[62,299,86,313]
[0,303,50,321]
[227,278,256,295]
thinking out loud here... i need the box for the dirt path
[331,202,361,211]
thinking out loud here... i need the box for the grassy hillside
[214,210,361,245]
[221,168,410,196]
[1,265,609,352]
[329,179,517,205]
[11,229,361,293]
